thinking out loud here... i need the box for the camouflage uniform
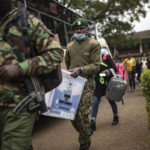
[0,8,63,150]
[65,37,100,145]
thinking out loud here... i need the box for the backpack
[106,68,127,104]
[115,63,127,81]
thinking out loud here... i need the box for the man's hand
[0,64,22,81]
[69,67,82,78]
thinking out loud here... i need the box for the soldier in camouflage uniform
[65,18,100,150]
[0,0,64,150]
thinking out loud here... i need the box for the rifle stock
[13,77,48,115]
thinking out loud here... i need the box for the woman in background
[91,48,119,134]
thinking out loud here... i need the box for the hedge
[141,69,150,129]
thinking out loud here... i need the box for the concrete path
[32,86,150,150]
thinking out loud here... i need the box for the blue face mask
[74,33,86,40]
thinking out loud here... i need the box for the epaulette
[67,40,75,48]
[89,38,99,45]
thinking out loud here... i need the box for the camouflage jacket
[65,37,100,78]
[0,8,64,107]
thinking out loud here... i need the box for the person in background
[141,52,148,71]
[0,0,63,149]
[147,56,150,69]
[90,48,119,133]
[114,55,123,63]
[65,18,100,150]
[122,53,136,91]
[135,59,142,82]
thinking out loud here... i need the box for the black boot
[112,116,119,125]
[90,120,96,133]
[79,141,91,150]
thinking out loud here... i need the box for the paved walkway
[32,86,150,150]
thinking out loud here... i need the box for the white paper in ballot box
[42,69,87,120]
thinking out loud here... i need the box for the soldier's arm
[81,41,100,76]
[17,15,64,76]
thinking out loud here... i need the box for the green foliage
[141,69,150,129]
[60,0,150,51]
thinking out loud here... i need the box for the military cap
[72,18,88,28]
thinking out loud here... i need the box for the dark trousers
[128,71,135,89]
[137,71,141,82]
[91,96,118,121]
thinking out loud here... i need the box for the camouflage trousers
[0,106,38,150]
[71,78,95,144]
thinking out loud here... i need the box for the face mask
[74,33,86,40]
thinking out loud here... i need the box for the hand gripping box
[106,69,127,102]
[42,69,87,120]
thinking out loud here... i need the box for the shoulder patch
[89,38,99,45]
[67,41,75,48]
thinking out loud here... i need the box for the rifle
[13,0,48,115]
[16,0,33,49]
[13,77,48,115]
[17,0,27,32]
